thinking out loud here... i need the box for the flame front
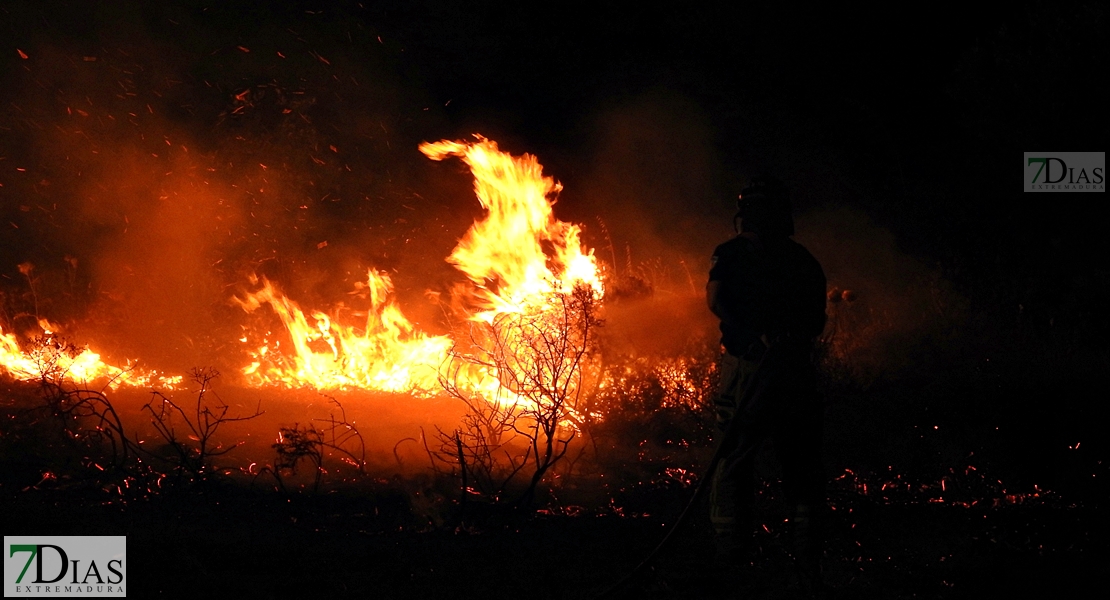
[1,136,603,403]
[234,271,452,394]
[0,321,181,390]
[236,135,604,401]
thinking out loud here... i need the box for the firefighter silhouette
[706,176,827,587]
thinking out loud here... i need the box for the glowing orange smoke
[235,135,604,399]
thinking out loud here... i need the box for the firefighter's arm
[706,280,731,322]
[707,246,736,322]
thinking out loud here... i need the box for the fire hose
[594,339,786,599]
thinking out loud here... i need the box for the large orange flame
[420,136,603,322]
[235,135,604,400]
[234,270,452,394]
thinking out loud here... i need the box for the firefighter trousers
[709,351,825,551]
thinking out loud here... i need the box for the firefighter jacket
[709,233,826,358]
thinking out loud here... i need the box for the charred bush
[434,284,602,509]
[587,338,718,450]
[263,397,366,494]
[269,424,324,492]
[6,335,143,484]
[141,368,262,485]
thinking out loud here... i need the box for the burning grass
[1,135,635,507]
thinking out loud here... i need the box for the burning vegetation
[231,135,603,406]
[1,317,181,391]
[0,133,672,506]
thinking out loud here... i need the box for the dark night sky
[1,1,1106,354]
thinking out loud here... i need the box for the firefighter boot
[710,439,758,567]
[791,503,825,596]
[713,523,756,568]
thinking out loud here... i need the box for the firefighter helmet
[736,176,794,237]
